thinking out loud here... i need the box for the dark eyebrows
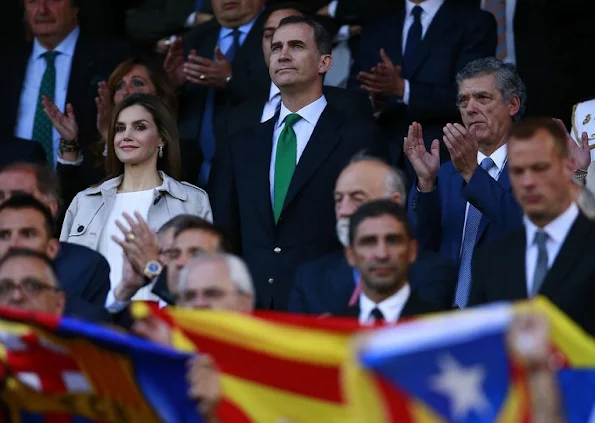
[271,39,306,49]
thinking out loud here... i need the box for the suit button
[273,247,281,253]
[268,278,274,284]
[77,225,84,233]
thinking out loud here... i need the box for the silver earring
[158,145,163,158]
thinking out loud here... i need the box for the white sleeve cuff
[56,151,83,166]
[328,1,338,17]
[105,288,130,314]
[185,12,197,27]
[402,79,411,105]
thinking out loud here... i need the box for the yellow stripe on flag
[221,374,348,423]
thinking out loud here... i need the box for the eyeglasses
[0,278,61,299]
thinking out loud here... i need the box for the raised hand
[357,49,404,98]
[184,46,232,89]
[164,37,186,89]
[42,97,79,141]
[95,81,112,141]
[442,123,479,182]
[554,118,591,171]
[187,355,221,419]
[507,311,550,368]
[112,211,159,276]
[404,122,440,192]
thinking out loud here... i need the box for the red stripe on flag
[374,374,414,423]
[182,330,345,404]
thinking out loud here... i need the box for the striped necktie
[32,51,59,165]
[484,0,507,60]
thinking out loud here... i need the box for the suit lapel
[234,12,265,64]
[540,213,594,295]
[406,0,455,77]
[450,169,468,262]
[281,106,342,214]
[66,36,95,108]
[247,119,276,228]
[198,25,220,59]
[390,11,406,67]
[505,231,528,298]
[329,252,356,301]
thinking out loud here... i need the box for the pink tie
[348,281,361,306]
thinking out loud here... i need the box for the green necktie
[273,113,302,223]
[32,51,59,165]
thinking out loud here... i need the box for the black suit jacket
[469,213,595,336]
[221,86,375,140]
[0,35,130,207]
[55,242,112,323]
[351,0,496,169]
[211,104,387,310]
[337,289,444,320]
[177,14,271,183]
[289,250,457,315]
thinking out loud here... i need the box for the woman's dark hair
[105,93,182,181]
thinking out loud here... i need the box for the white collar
[220,15,258,38]
[405,0,444,18]
[359,283,411,324]
[524,202,579,247]
[276,95,327,129]
[32,26,80,60]
[478,143,508,172]
[268,83,281,102]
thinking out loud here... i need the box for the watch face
[148,262,160,273]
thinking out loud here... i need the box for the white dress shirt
[359,283,411,324]
[15,27,80,163]
[524,203,579,295]
[481,0,517,64]
[269,95,328,202]
[459,143,508,249]
[401,0,445,104]
[261,83,281,123]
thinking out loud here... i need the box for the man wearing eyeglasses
[0,248,65,315]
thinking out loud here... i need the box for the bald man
[289,154,457,314]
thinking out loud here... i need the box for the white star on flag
[429,353,491,420]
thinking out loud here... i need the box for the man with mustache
[212,16,386,310]
[406,57,524,308]
[289,154,456,315]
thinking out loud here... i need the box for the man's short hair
[456,57,527,122]
[0,163,62,207]
[168,216,232,253]
[0,195,55,238]
[0,248,60,289]
[508,117,569,158]
[348,152,408,201]
[348,199,413,246]
[276,15,332,55]
[178,253,254,301]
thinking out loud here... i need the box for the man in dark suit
[0,0,129,167]
[289,154,457,315]
[164,0,270,185]
[0,164,110,322]
[351,0,496,171]
[337,200,444,322]
[470,118,595,337]
[0,195,110,322]
[220,1,375,140]
[407,58,525,308]
[212,16,387,310]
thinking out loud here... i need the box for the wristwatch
[573,168,588,185]
[143,260,163,280]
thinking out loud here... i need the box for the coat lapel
[406,0,455,77]
[449,169,468,262]
[540,213,594,295]
[66,36,95,108]
[281,106,342,215]
[328,252,356,302]
[505,231,528,298]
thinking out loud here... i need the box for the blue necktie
[197,29,242,186]
[454,157,496,308]
[403,5,423,74]
[195,0,203,12]
[531,230,549,296]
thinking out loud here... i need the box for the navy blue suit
[55,242,111,323]
[211,104,387,310]
[289,250,457,315]
[408,162,523,266]
[351,0,496,170]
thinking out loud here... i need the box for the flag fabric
[0,306,201,423]
[353,297,595,423]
